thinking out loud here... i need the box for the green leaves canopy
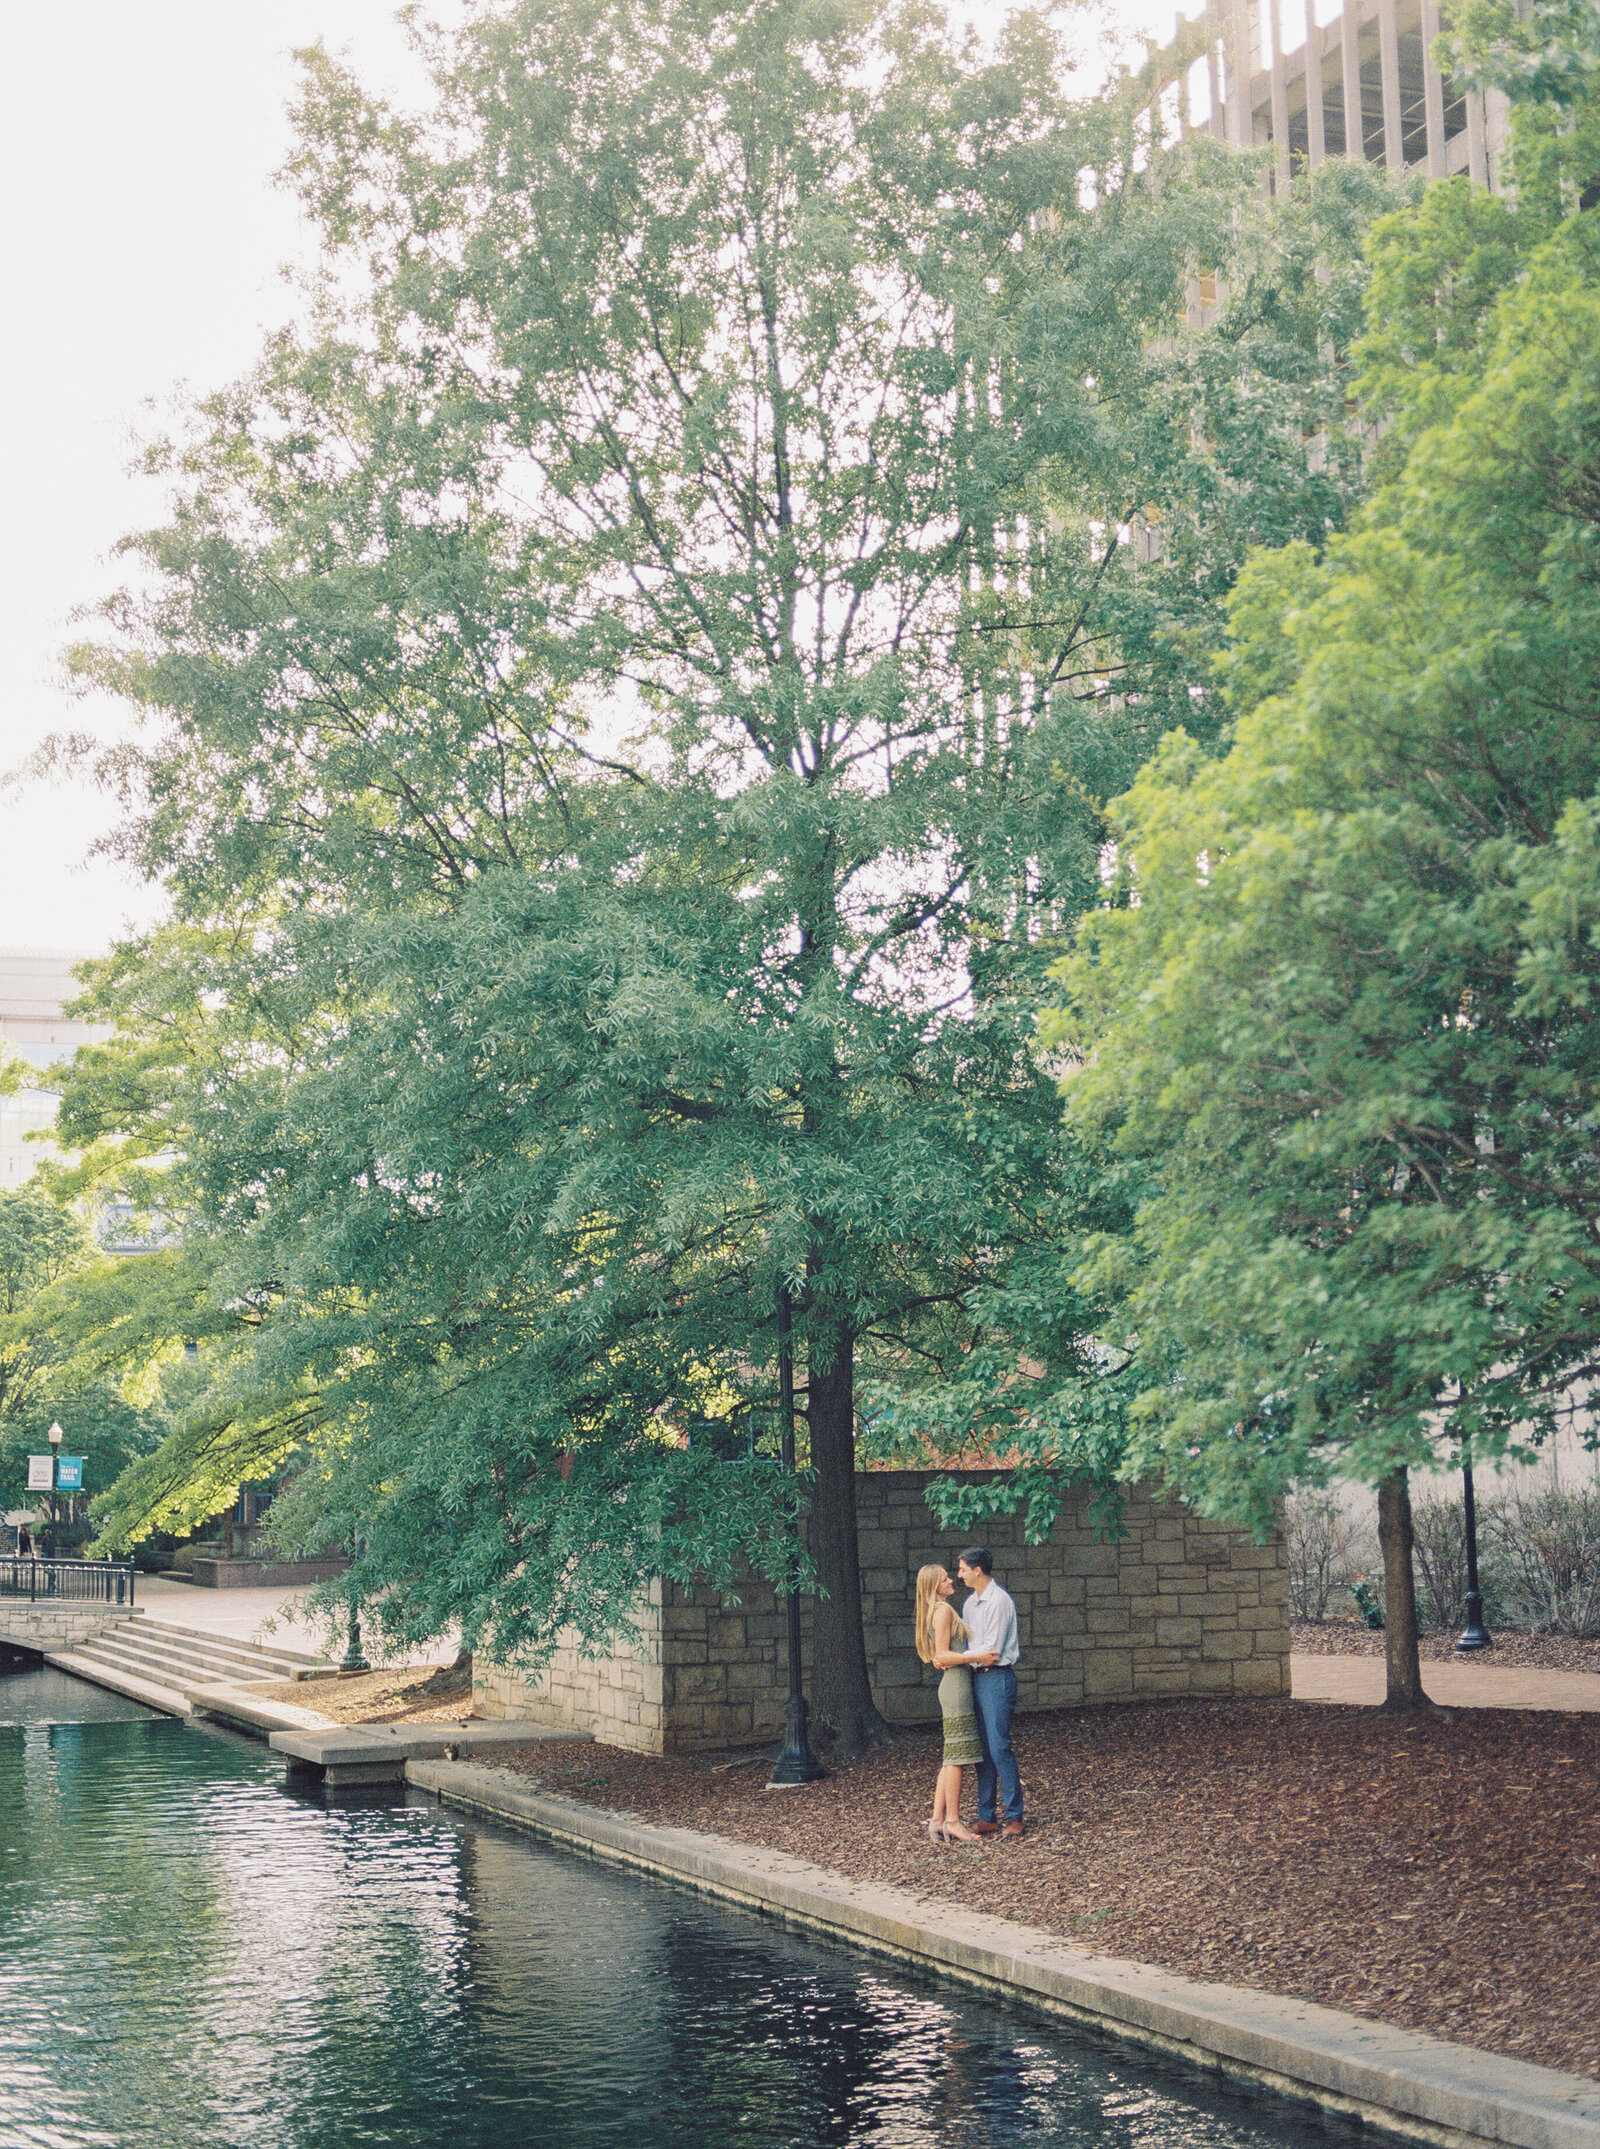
[59,0,1395,1717]
[1045,203,1600,1535]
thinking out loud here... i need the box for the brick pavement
[1292,1650,1600,1712]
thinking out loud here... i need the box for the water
[0,1669,1362,2149]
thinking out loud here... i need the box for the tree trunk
[1378,1467,1428,1711]
[805,1328,892,1756]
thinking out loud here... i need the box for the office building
[1156,0,1510,192]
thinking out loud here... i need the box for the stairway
[46,1615,334,1718]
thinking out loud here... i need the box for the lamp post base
[767,1693,826,1788]
[1455,1588,1492,1654]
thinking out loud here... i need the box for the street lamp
[47,1422,63,1562]
[1456,1444,1492,1654]
[341,1533,369,1673]
[768,1284,825,1789]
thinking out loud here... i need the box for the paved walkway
[1292,1650,1600,1713]
[128,1588,1599,1708]
[135,1575,453,1668]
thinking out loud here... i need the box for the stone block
[1229,1545,1281,1571]
[1233,1657,1286,1695]
[1083,1650,1134,1697]
[1114,1565,1162,1597]
[1156,1617,1202,1647]
[1133,1668,1195,1697]
[670,1663,728,1700]
[1186,1662,1235,1693]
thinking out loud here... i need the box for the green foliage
[1036,197,1600,1539]
[52,0,1405,1684]
[1354,178,1525,458]
[1438,0,1600,216]
[0,1185,86,1320]
[0,1184,166,1519]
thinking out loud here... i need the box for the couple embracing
[913,1545,1024,1844]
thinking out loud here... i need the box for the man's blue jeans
[971,1666,1023,1823]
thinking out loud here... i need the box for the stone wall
[0,1602,145,1653]
[187,1556,350,1589]
[476,1579,669,1751]
[474,1473,1290,1752]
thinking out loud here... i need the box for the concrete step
[77,1622,321,1686]
[80,1629,300,1683]
[44,1646,193,1719]
[128,1619,318,1674]
[139,1619,332,1674]
[69,1632,281,1691]
[187,1684,333,1736]
[270,1720,585,1787]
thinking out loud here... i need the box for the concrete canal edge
[407,1758,1600,2149]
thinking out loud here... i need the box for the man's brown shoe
[969,1821,1000,1837]
[1002,1821,1026,1839]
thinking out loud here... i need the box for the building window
[1321,47,1348,155]
[1287,66,1310,161]
[1395,0,1430,163]
[1358,17,1388,162]
[1442,73,1468,142]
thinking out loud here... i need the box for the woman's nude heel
[925,1817,949,1843]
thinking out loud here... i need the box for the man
[956,1544,1024,1838]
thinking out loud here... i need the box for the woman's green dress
[931,1616,982,1767]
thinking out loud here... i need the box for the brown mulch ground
[497,1698,1600,2083]
[1294,1621,1600,1675]
[253,1661,474,1724]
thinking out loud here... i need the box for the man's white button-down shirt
[962,1580,1020,1666]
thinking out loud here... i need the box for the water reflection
[0,1690,1364,2149]
[0,1659,158,1726]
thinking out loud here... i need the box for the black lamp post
[768,1284,825,1789]
[1456,1445,1492,1653]
[47,1421,63,1562]
[341,1534,370,1673]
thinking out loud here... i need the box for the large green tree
[1036,189,1600,1707]
[61,0,1395,1740]
[877,8,1600,1699]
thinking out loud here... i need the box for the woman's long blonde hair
[914,1564,968,1664]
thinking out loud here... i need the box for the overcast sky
[0,0,1174,962]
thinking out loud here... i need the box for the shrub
[1482,1482,1600,1637]
[1284,1487,1373,1621]
[1410,1488,1470,1632]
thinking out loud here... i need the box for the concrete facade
[474,1472,1291,1752]
[1152,0,1510,199]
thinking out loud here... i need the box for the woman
[913,1563,995,1843]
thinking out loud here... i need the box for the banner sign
[56,1457,84,1493]
[26,1456,53,1492]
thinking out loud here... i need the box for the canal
[1,1667,1365,2149]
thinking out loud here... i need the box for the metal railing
[0,1558,136,1607]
